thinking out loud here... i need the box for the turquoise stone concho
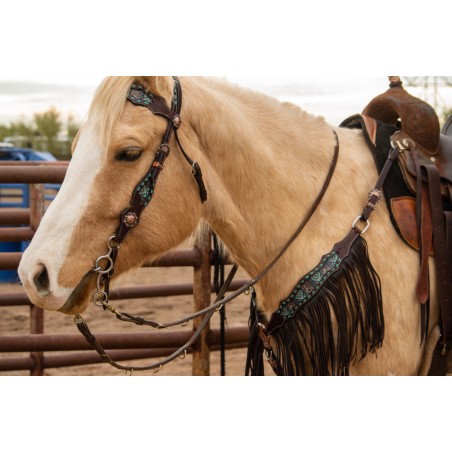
[276,252,342,320]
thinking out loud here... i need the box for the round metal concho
[123,212,139,228]
[173,115,181,129]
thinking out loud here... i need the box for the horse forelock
[87,76,137,148]
[87,76,176,149]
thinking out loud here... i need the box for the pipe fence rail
[0,161,250,376]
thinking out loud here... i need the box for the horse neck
[183,78,340,316]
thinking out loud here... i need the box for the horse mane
[87,76,330,152]
[88,76,137,146]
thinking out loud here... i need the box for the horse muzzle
[19,255,95,314]
[57,271,97,315]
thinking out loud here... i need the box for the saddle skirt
[341,78,452,347]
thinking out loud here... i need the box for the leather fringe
[246,236,384,376]
[245,291,266,375]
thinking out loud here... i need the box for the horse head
[19,76,204,315]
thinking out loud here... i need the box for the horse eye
[116,147,143,162]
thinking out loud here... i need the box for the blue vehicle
[0,142,57,162]
[0,144,59,282]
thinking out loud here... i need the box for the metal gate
[0,161,249,375]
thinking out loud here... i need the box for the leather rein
[74,77,340,373]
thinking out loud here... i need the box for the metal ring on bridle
[352,216,371,235]
[94,255,114,274]
[107,235,120,250]
[94,291,109,306]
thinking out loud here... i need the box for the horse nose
[32,264,52,297]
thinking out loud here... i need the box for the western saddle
[360,77,452,370]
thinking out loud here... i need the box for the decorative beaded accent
[134,174,157,207]
[128,85,154,106]
[123,212,139,227]
[172,83,178,110]
[276,252,342,319]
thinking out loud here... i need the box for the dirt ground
[0,264,258,377]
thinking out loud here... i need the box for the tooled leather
[390,196,434,256]
[396,131,452,189]
[362,84,440,154]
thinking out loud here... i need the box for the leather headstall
[87,77,208,311]
[114,77,207,246]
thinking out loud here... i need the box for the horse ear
[137,76,173,104]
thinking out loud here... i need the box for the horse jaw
[18,124,102,314]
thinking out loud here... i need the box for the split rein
[74,78,340,374]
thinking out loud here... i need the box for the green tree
[0,109,80,159]
[0,124,9,141]
[8,118,35,147]
[33,107,61,155]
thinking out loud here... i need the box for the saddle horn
[362,76,440,154]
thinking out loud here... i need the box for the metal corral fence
[0,161,249,375]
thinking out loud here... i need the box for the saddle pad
[340,115,418,250]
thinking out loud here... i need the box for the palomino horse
[18,76,439,375]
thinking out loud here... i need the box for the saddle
[341,77,452,352]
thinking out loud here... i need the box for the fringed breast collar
[246,141,402,376]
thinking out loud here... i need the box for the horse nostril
[33,265,51,296]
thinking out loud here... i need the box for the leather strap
[128,77,182,121]
[420,163,452,343]
[257,323,284,375]
[76,128,340,373]
[114,145,171,245]
[108,78,208,249]
[446,212,452,274]
[416,183,432,305]
[99,131,341,331]
[261,141,401,374]
[75,264,239,373]
[390,132,452,345]
[127,78,207,206]
[361,144,400,221]
[402,128,452,344]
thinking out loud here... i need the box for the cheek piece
[91,76,208,310]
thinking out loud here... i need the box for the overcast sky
[1,76,451,127]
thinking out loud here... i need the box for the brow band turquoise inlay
[128,85,154,106]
